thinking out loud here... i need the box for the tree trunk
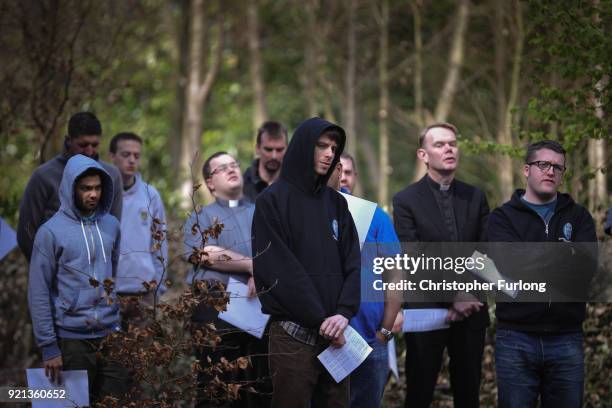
[502,0,523,199]
[494,0,521,202]
[171,0,190,179]
[248,0,268,134]
[588,73,608,224]
[411,0,424,129]
[179,0,222,208]
[377,0,390,209]
[412,0,470,182]
[357,133,380,196]
[588,0,608,225]
[344,0,357,158]
[302,0,318,117]
[434,0,469,121]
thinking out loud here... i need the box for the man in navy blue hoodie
[28,154,127,402]
[488,140,597,408]
[253,117,361,407]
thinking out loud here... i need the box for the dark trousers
[268,321,349,408]
[59,337,130,404]
[404,322,485,408]
[244,331,272,407]
[495,329,584,408]
[192,298,266,408]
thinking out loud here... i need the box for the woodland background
[0,0,610,406]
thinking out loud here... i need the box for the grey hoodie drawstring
[80,219,92,265]
[80,219,108,265]
[95,220,108,263]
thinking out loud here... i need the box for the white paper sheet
[387,338,399,380]
[317,326,373,383]
[340,193,377,249]
[26,368,89,407]
[0,217,17,261]
[469,250,518,298]
[218,277,271,338]
[402,308,450,332]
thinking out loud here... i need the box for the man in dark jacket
[242,121,288,202]
[252,117,361,408]
[393,123,489,408]
[18,112,123,261]
[488,140,597,408]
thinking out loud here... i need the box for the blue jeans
[495,329,584,408]
[350,339,388,408]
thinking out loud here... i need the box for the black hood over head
[280,117,346,196]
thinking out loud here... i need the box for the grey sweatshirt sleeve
[18,171,49,261]
[28,226,61,361]
[112,224,121,278]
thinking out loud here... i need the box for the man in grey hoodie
[28,154,128,401]
[109,132,167,308]
[18,112,123,261]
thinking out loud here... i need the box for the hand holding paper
[317,326,372,383]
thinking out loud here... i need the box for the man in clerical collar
[393,122,490,408]
[243,121,288,202]
[184,151,264,407]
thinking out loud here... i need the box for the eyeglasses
[209,161,240,176]
[527,161,566,174]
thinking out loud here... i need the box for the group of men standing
[19,111,597,408]
[20,112,167,400]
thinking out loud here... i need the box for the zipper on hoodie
[532,210,556,308]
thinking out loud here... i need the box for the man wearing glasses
[183,152,258,407]
[488,140,597,408]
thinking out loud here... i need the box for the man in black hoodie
[488,140,597,408]
[252,117,360,408]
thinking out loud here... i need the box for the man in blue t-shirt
[329,153,403,408]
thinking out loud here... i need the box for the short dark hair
[75,167,103,185]
[202,151,230,179]
[340,152,357,173]
[320,129,342,146]
[525,140,566,163]
[256,121,288,145]
[419,122,458,147]
[109,132,142,154]
[68,112,102,139]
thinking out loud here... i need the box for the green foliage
[524,0,611,149]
